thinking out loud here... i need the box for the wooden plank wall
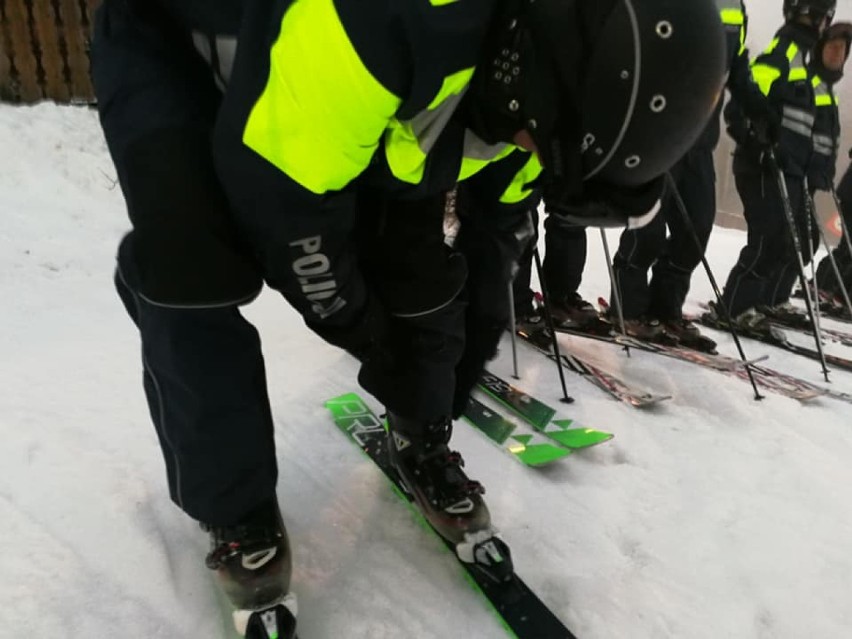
[0,0,100,103]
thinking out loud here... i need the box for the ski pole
[598,229,630,356]
[808,190,852,319]
[664,172,764,400]
[768,153,831,381]
[507,282,520,380]
[803,185,826,344]
[531,241,574,404]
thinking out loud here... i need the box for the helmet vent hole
[650,95,667,113]
[656,21,673,39]
[625,155,642,169]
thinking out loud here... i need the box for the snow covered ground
[3,103,852,639]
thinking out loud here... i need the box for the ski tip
[548,429,614,449]
[629,395,672,408]
[511,442,574,466]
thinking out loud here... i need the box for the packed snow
[3,99,852,639]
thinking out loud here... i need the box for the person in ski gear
[815,163,852,307]
[607,0,771,344]
[89,0,726,633]
[810,24,852,306]
[762,19,852,322]
[513,2,760,340]
[716,0,835,329]
[807,22,849,195]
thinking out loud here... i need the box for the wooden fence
[0,0,101,103]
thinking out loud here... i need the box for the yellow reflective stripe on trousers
[243,0,401,194]
[499,154,543,205]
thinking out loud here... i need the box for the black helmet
[784,0,836,24]
[468,0,727,227]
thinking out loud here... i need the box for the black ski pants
[91,0,526,526]
[512,206,588,315]
[721,169,814,317]
[92,0,274,528]
[611,145,716,320]
[762,185,822,306]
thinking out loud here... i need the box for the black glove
[751,117,779,149]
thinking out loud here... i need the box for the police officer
[718,0,836,327]
[809,24,852,306]
[609,0,767,344]
[90,0,726,633]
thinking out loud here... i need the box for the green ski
[462,397,573,466]
[324,392,578,639]
[478,372,613,450]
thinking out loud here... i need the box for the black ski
[595,297,719,354]
[696,314,852,373]
[712,297,852,348]
[766,315,852,348]
[326,392,577,639]
[791,291,852,324]
[745,363,852,404]
[816,301,852,324]
[515,325,671,408]
[552,321,830,401]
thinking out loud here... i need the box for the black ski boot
[759,302,809,329]
[619,317,667,341]
[515,306,545,334]
[702,303,771,333]
[387,413,513,583]
[204,499,297,638]
[662,318,717,353]
[550,292,600,328]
